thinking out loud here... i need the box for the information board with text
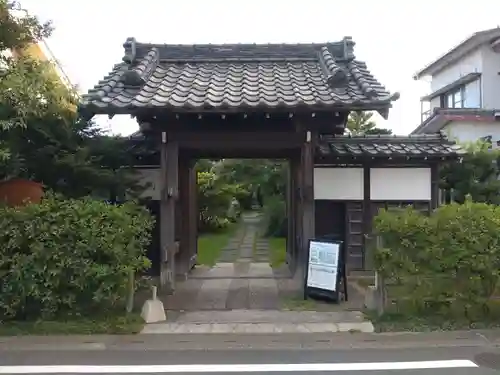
[306,240,340,291]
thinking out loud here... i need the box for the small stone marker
[141,286,166,323]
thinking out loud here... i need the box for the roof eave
[410,113,449,135]
[413,28,500,80]
[78,102,395,120]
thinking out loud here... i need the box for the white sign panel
[306,241,340,291]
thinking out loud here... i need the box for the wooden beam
[168,131,304,150]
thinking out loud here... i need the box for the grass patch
[355,278,374,289]
[368,311,500,333]
[281,296,320,311]
[367,300,500,332]
[269,236,286,268]
[280,295,340,311]
[197,224,238,266]
[0,313,144,336]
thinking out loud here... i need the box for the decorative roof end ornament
[123,37,137,64]
[319,47,349,87]
[342,36,355,61]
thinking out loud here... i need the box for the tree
[0,0,54,160]
[0,1,142,199]
[346,111,393,136]
[440,140,500,205]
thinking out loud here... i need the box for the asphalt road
[0,345,499,374]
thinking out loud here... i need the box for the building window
[442,86,466,109]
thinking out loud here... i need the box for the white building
[411,28,500,144]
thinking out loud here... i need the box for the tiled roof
[80,37,399,119]
[318,133,463,159]
[411,108,500,135]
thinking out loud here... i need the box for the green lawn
[0,313,144,336]
[269,237,286,268]
[197,225,237,266]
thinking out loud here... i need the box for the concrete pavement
[0,341,497,374]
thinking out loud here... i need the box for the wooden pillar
[177,156,190,280]
[362,166,372,270]
[188,161,198,269]
[159,131,178,292]
[430,163,440,211]
[286,160,292,269]
[290,153,302,275]
[300,130,315,277]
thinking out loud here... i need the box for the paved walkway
[164,212,296,311]
[157,212,367,332]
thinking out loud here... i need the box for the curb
[140,321,375,334]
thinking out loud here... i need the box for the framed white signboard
[306,240,340,291]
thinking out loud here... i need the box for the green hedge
[373,198,500,320]
[262,195,287,237]
[197,171,245,233]
[0,195,154,320]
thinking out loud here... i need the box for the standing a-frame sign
[304,238,347,302]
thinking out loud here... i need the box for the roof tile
[318,134,463,159]
[80,37,399,118]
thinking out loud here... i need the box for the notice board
[304,239,347,303]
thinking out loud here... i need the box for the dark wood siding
[314,200,345,241]
[346,201,364,270]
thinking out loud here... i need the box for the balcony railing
[421,109,432,123]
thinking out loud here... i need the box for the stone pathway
[141,310,374,334]
[163,212,293,311]
[160,211,366,323]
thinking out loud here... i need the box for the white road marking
[0,360,478,373]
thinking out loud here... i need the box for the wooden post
[288,155,300,274]
[286,159,293,268]
[301,130,315,279]
[430,162,440,211]
[362,166,372,270]
[159,131,178,292]
[188,160,198,269]
[177,157,190,280]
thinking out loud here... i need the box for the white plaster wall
[443,121,500,145]
[431,49,483,92]
[480,46,500,109]
[313,168,363,200]
[134,168,161,200]
[370,168,431,201]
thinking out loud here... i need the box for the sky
[19,0,500,136]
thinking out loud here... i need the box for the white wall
[313,167,431,201]
[134,168,161,200]
[480,46,500,109]
[431,49,483,92]
[443,120,500,145]
[428,45,500,111]
[370,168,431,201]
[314,168,363,200]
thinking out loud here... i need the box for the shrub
[262,195,287,237]
[197,171,245,233]
[0,194,154,320]
[373,198,500,319]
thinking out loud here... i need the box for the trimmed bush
[262,195,287,237]
[0,195,154,320]
[373,198,500,319]
[197,171,245,233]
